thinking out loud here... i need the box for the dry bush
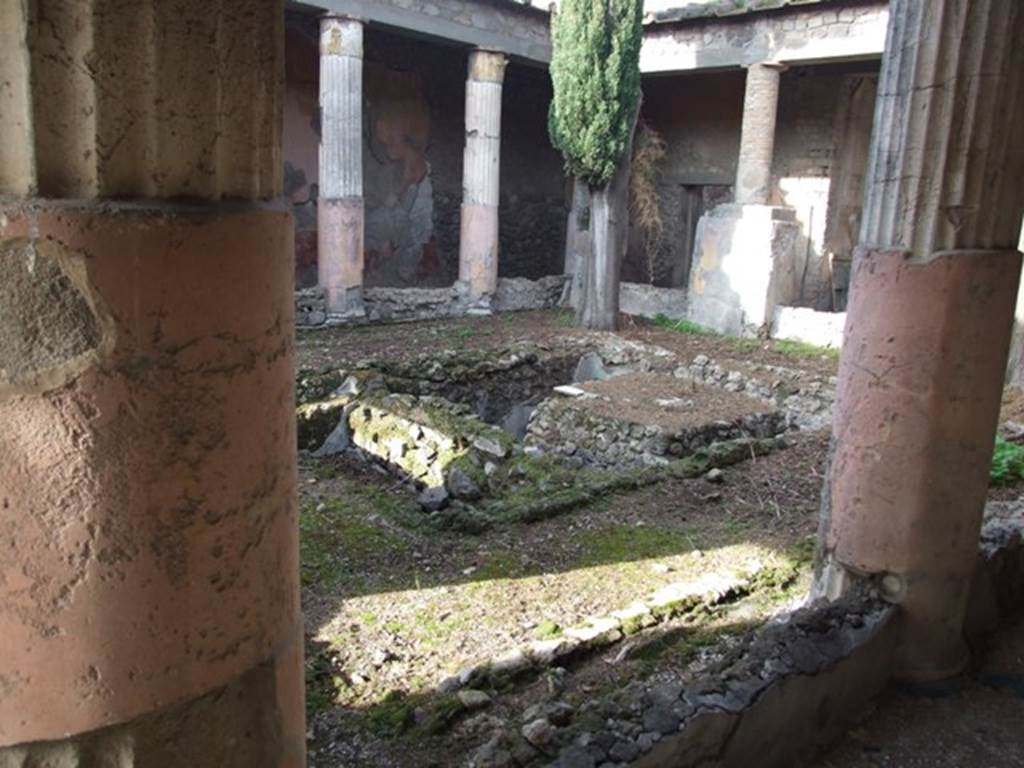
[630,122,668,284]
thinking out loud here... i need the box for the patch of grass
[773,338,840,361]
[652,314,718,336]
[991,437,1024,486]
[305,642,346,718]
[473,552,527,581]
[556,310,576,327]
[299,494,412,591]
[573,524,696,567]
[360,689,466,739]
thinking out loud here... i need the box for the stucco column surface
[318,15,365,318]
[734,62,785,205]
[817,0,1024,680]
[459,49,507,308]
[0,0,304,764]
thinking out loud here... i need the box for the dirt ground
[296,310,1024,767]
[576,371,773,430]
[295,310,840,375]
[817,620,1024,767]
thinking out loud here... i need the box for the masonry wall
[284,14,566,290]
[629,60,879,308]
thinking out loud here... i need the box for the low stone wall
[677,355,836,431]
[296,275,569,328]
[619,282,689,321]
[967,499,1024,637]
[468,595,897,768]
[371,344,577,424]
[525,394,787,469]
[346,394,513,488]
[494,275,568,312]
[365,285,464,323]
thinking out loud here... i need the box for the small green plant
[991,438,1024,486]
[457,328,476,339]
[556,310,576,327]
[534,620,563,640]
[773,339,840,361]
[651,314,718,336]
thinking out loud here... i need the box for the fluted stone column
[735,62,785,205]
[0,1,304,764]
[318,15,365,318]
[816,0,1024,681]
[459,48,507,310]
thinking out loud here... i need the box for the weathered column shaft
[0,1,304,764]
[318,15,365,317]
[734,63,784,205]
[459,49,507,307]
[818,0,1024,680]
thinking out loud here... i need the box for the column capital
[320,14,364,58]
[468,48,508,83]
[745,60,788,73]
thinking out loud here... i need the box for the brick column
[734,62,785,205]
[0,1,304,763]
[459,48,507,310]
[318,15,365,319]
[816,0,1024,681]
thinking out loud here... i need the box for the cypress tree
[548,0,645,187]
[549,0,645,331]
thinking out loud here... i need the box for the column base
[459,203,499,304]
[819,246,1023,682]
[687,204,800,336]
[318,197,365,316]
[0,201,302,750]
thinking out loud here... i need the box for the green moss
[364,690,418,736]
[474,438,778,528]
[299,495,412,591]
[574,524,697,568]
[535,620,563,640]
[296,397,350,451]
[295,368,347,405]
[619,613,648,636]
[449,453,489,488]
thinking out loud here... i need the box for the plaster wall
[284,18,565,290]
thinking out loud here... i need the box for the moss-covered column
[0,0,304,763]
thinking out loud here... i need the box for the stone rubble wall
[677,354,836,431]
[295,275,568,327]
[371,344,577,423]
[468,595,897,768]
[346,394,511,488]
[525,396,787,469]
[967,499,1024,637]
[642,1,889,74]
